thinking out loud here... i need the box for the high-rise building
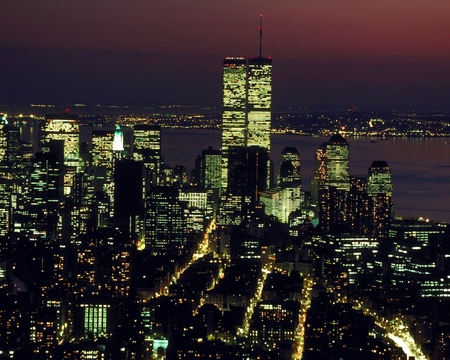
[113,125,124,152]
[345,176,370,235]
[28,141,64,241]
[114,159,145,231]
[368,160,393,197]
[42,114,80,195]
[311,142,327,205]
[145,186,186,255]
[133,124,162,186]
[279,147,301,187]
[246,57,272,156]
[221,57,247,189]
[368,161,393,239]
[198,146,222,191]
[326,134,350,192]
[91,130,114,169]
[221,16,273,190]
[311,134,349,232]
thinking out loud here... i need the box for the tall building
[133,124,162,186]
[311,142,327,205]
[326,134,350,192]
[368,160,393,197]
[42,114,80,195]
[311,135,349,193]
[246,57,272,155]
[279,147,301,187]
[346,176,370,235]
[145,186,186,255]
[368,161,393,239]
[114,159,145,232]
[29,141,64,241]
[221,16,273,190]
[91,130,114,169]
[198,146,222,191]
[221,57,247,189]
[311,134,349,231]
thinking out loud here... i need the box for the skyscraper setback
[221,16,273,190]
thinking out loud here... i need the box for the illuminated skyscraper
[221,57,247,189]
[368,160,393,239]
[113,125,124,152]
[246,56,272,154]
[29,141,64,241]
[133,124,162,186]
[145,186,186,255]
[247,16,272,188]
[311,142,327,205]
[198,146,222,191]
[326,134,350,192]
[91,130,114,170]
[42,114,80,195]
[221,16,273,189]
[90,129,115,223]
[311,134,350,232]
[368,161,393,197]
[279,147,301,187]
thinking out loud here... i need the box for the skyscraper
[311,134,350,232]
[42,114,80,195]
[145,186,186,255]
[246,57,272,154]
[368,160,393,239]
[279,147,301,187]
[311,134,350,205]
[133,124,162,186]
[221,15,273,190]
[247,56,272,188]
[221,57,247,189]
[326,134,350,192]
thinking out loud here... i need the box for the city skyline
[2,1,450,111]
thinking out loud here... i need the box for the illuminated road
[345,296,428,359]
[295,277,313,360]
[238,264,273,336]
[377,319,428,360]
[154,218,216,297]
[355,302,428,360]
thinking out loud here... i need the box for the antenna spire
[259,14,263,58]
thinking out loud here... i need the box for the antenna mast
[259,14,263,58]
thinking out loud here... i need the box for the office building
[325,134,350,192]
[221,17,273,189]
[247,56,272,187]
[260,186,302,224]
[145,186,187,255]
[42,114,80,195]
[133,124,162,186]
[221,57,247,189]
[279,147,301,187]
[114,159,145,232]
[198,146,222,191]
[368,160,393,239]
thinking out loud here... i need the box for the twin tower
[221,55,272,189]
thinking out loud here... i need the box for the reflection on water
[162,129,450,223]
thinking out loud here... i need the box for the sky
[1,0,450,111]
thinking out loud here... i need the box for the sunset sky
[1,0,450,111]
